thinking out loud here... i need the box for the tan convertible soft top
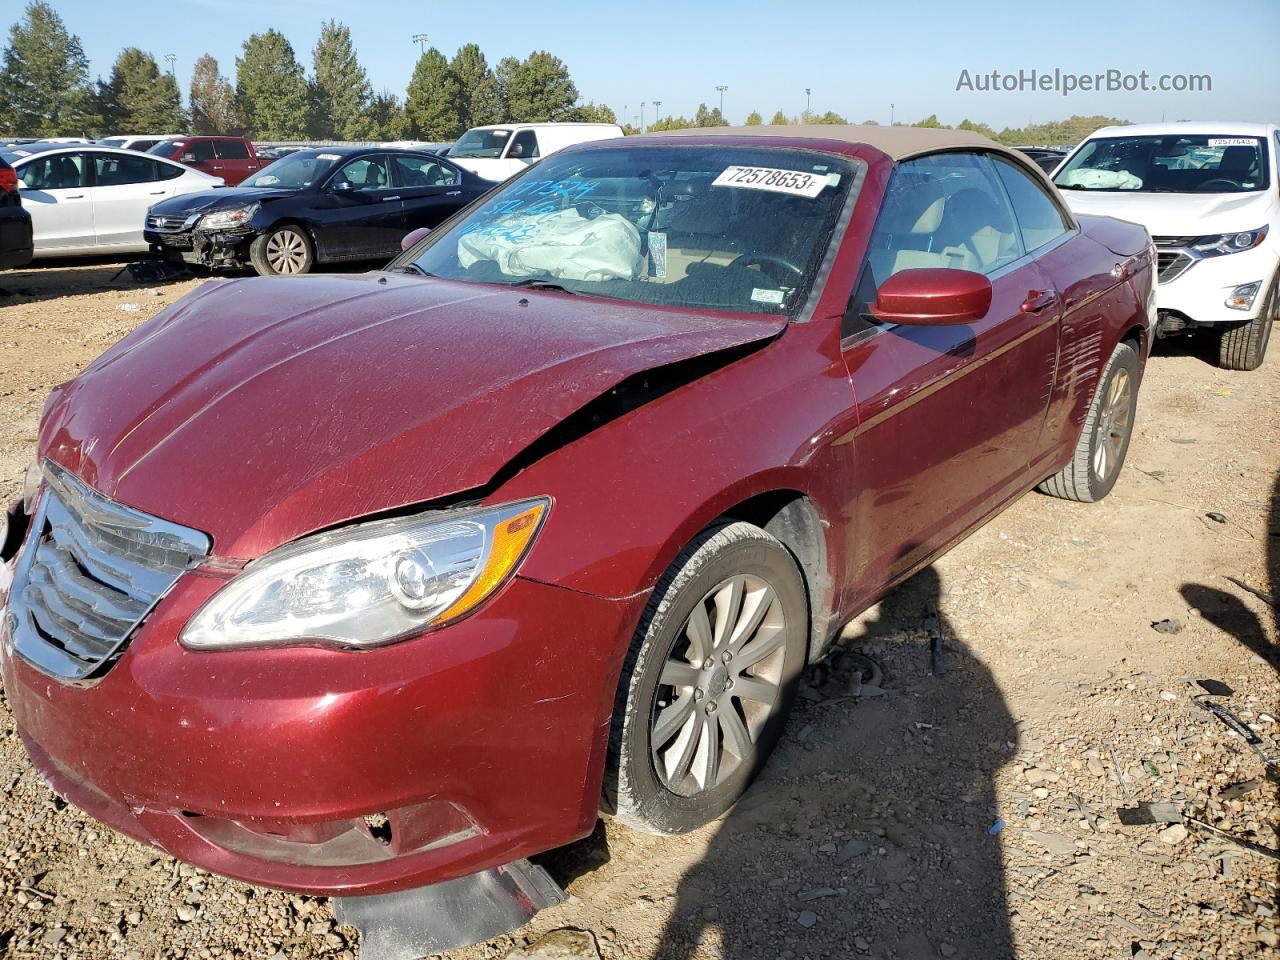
[655,124,1011,162]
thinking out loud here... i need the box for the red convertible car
[1,127,1153,907]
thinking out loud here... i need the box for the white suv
[1054,122,1278,370]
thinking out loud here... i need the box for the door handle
[382,195,402,202]
[446,190,462,196]
[1021,290,1057,314]
[64,194,85,199]
[149,190,166,195]
[210,165,223,170]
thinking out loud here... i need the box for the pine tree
[745,111,763,125]
[97,49,185,133]
[404,47,462,140]
[0,1,93,137]
[694,103,728,127]
[235,30,310,139]
[769,111,788,125]
[367,90,408,140]
[311,20,376,140]
[190,54,240,135]
[450,43,501,129]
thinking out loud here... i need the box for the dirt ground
[0,260,1277,960]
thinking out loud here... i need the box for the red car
[147,135,262,185]
[2,127,1153,911]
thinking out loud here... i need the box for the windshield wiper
[387,263,431,276]
[507,278,579,295]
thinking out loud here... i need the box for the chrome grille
[1156,250,1194,284]
[7,463,210,682]
[146,213,197,234]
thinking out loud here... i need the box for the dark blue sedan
[144,147,494,276]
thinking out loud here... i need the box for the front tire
[604,522,808,835]
[249,225,314,276]
[1038,340,1139,503]
[1218,271,1276,371]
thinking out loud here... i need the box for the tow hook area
[332,859,566,960]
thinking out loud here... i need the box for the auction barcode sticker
[713,166,828,198]
[1207,138,1255,147]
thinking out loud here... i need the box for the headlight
[198,203,260,231]
[180,498,549,651]
[1190,226,1268,257]
[21,462,42,514]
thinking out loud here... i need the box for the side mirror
[182,153,197,163]
[871,268,992,325]
[331,180,354,193]
[401,227,431,251]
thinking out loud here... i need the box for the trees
[995,114,1125,146]
[572,102,617,124]
[499,51,578,122]
[236,30,310,140]
[0,1,93,137]
[648,114,693,132]
[745,111,763,126]
[405,47,463,140]
[367,90,408,140]
[97,48,185,133]
[190,55,240,135]
[912,113,946,128]
[956,118,997,139]
[451,43,501,129]
[769,110,788,125]
[693,103,728,127]
[311,20,376,140]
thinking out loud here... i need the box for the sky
[5,0,1278,131]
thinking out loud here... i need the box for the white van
[449,123,624,181]
[1053,121,1279,370]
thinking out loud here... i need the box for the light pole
[805,88,811,116]
[412,34,429,55]
[164,53,176,75]
[653,100,662,124]
[715,85,727,115]
[890,103,895,125]
[640,101,646,132]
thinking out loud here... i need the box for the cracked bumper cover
[1,564,643,896]
[145,228,254,266]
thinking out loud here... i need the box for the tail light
[0,166,17,194]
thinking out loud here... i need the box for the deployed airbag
[457,209,642,281]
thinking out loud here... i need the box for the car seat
[932,188,1020,272]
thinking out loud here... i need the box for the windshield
[450,129,513,159]
[242,152,340,189]
[394,145,861,316]
[1054,135,1270,193]
[99,138,128,149]
[147,140,183,159]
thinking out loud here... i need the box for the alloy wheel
[1092,367,1132,481]
[265,230,308,274]
[650,575,788,797]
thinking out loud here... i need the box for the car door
[178,139,219,179]
[321,154,404,258]
[391,154,468,238]
[89,152,174,248]
[839,151,1061,597]
[16,151,94,252]
[213,139,259,185]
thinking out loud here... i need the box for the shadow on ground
[636,565,1016,959]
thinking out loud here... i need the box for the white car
[449,122,624,181]
[1053,121,1278,370]
[98,134,184,153]
[3,145,222,257]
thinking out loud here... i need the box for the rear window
[215,140,250,160]
[148,141,184,159]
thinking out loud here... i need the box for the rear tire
[1038,340,1139,503]
[1218,271,1276,371]
[604,522,808,835]
[249,225,314,277]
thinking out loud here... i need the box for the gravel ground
[0,260,1277,960]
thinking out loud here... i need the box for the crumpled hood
[38,273,783,558]
[1061,189,1271,237]
[149,187,294,217]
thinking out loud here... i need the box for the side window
[392,155,459,187]
[507,130,539,160]
[215,140,250,160]
[336,155,391,191]
[19,153,87,190]
[94,152,160,186]
[182,141,217,163]
[991,156,1071,253]
[154,160,185,181]
[864,151,1024,290]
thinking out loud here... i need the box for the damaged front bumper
[144,226,255,269]
[1,529,644,896]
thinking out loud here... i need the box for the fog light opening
[364,813,393,846]
[1225,281,1262,311]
